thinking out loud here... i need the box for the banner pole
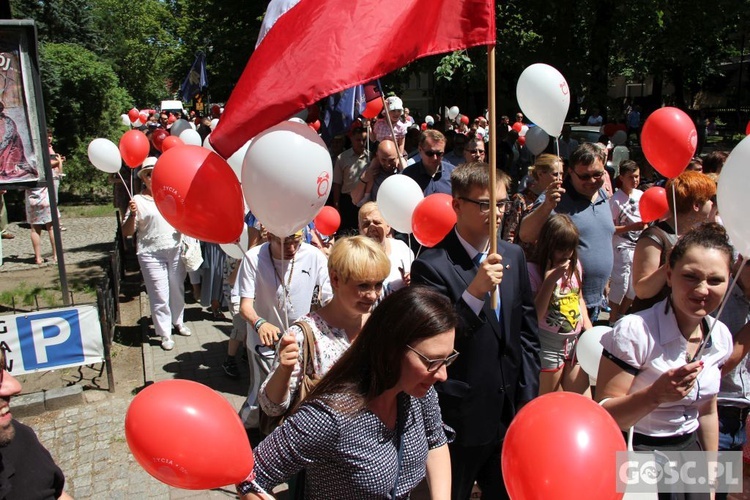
[488,43,498,309]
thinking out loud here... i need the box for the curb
[12,385,84,419]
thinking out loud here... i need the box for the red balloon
[639,186,669,223]
[746,120,750,136]
[119,130,150,168]
[603,123,617,137]
[152,129,169,152]
[139,111,149,124]
[517,136,526,146]
[168,114,177,124]
[125,380,253,489]
[313,206,341,235]
[161,135,184,152]
[310,120,321,132]
[460,115,470,125]
[421,123,428,131]
[502,393,626,500]
[641,107,697,178]
[128,108,139,123]
[211,104,221,118]
[412,194,457,247]
[512,122,523,133]
[152,145,244,243]
[362,99,383,119]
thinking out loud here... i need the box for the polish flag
[210,0,495,158]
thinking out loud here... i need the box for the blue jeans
[717,408,747,500]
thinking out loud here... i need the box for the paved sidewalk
[17,295,277,498]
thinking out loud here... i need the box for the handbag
[180,236,203,272]
[259,320,319,437]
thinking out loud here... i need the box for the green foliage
[435,51,476,83]
[90,0,180,106]
[40,42,131,197]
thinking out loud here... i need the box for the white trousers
[239,335,274,428]
[138,246,186,338]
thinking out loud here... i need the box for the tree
[40,43,131,196]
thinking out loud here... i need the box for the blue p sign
[16,310,84,370]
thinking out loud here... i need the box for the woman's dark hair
[302,286,458,413]
[668,222,733,269]
[529,214,580,280]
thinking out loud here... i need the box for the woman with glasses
[122,158,190,351]
[502,154,564,255]
[239,286,457,499]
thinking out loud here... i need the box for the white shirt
[454,229,494,316]
[601,299,732,437]
[238,242,332,328]
[125,194,180,255]
[609,188,644,248]
[384,238,414,296]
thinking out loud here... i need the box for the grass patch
[0,282,63,309]
[60,204,117,218]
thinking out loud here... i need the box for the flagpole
[487,43,498,309]
[376,80,406,171]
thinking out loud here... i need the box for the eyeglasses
[466,149,485,155]
[569,169,605,181]
[459,197,513,213]
[422,150,444,158]
[407,345,459,372]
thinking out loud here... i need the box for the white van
[160,100,187,117]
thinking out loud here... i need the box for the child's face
[552,248,574,265]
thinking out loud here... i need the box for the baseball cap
[386,96,403,111]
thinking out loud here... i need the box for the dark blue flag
[321,84,366,144]
[180,52,208,102]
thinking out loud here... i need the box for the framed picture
[0,20,49,187]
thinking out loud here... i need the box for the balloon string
[415,243,424,260]
[130,168,134,198]
[555,137,560,157]
[671,182,678,237]
[281,251,290,332]
[116,171,133,199]
[694,256,748,361]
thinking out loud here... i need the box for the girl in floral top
[527,214,593,396]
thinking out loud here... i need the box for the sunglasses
[460,197,513,213]
[423,150,444,158]
[407,345,460,372]
[570,169,605,181]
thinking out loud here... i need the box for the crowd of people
[46,97,742,500]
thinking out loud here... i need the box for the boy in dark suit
[411,162,540,500]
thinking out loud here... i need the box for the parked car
[570,125,629,177]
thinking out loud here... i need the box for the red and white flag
[210,0,495,158]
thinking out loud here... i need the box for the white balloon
[180,129,202,146]
[203,132,216,152]
[132,118,144,128]
[611,130,627,146]
[448,106,460,120]
[425,115,435,126]
[242,121,332,237]
[519,125,529,137]
[210,118,219,130]
[376,175,424,234]
[88,138,122,173]
[516,63,570,137]
[120,114,130,127]
[220,227,250,259]
[576,325,611,385]
[227,140,252,181]
[718,136,750,255]
[525,126,549,156]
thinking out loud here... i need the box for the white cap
[386,96,403,111]
[142,156,158,168]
